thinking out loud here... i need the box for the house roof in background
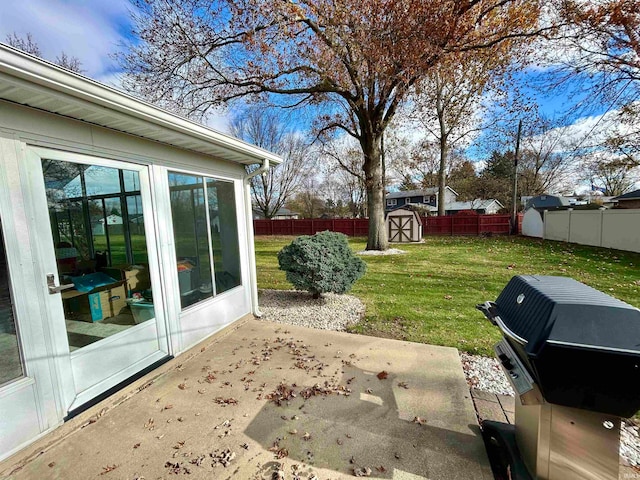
[447,199,503,211]
[612,189,640,201]
[0,44,283,166]
[386,186,458,199]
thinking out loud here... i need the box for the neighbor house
[253,207,299,219]
[612,189,640,209]
[0,45,282,461]
[386,187,503,215]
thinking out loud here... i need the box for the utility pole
[511,119,523,234]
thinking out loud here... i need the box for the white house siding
[0,100,255,461]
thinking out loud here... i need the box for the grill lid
[494,275,640,355]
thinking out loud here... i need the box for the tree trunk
[436,83,448,217]
[438,138,448,216]
[362,137,389,251]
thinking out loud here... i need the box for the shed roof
[0,44,282,166]
[612,189,640,201]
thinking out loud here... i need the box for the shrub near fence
[254,214,518,237]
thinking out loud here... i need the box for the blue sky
[1,0,629,195]
[0,0,131,84]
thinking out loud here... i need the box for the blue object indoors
[70,272,118,292]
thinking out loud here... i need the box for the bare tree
[5,32,84,73]
[517,114,577,195]
[409,49,516,215]
[120,0,543,250]
[319,138,368,217]
[583,153,640,196]
[230,108,312,219]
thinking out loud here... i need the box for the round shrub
[277,231,366,298]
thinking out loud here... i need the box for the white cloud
[0,0,131,79]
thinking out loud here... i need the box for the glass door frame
[25,146,170,412]
[0,136,61,460]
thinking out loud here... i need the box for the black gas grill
[477,275,640,480]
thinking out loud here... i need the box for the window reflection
[0,217,24,385]
[43,159,155,351]
[169,173,241,309]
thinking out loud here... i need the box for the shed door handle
[47,273,74,294]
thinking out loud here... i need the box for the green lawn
[255,235,640,356]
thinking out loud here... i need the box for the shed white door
[26,148,170,413]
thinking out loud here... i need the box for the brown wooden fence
[421,214,513,235]
[254,214,521,237]
[253,218,369,236]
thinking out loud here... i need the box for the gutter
[244,159,270,317]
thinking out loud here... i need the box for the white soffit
[0,44,282,166]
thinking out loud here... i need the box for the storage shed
[386,207,423,242]
[0,45,282,461]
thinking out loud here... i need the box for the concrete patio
[0,318,492,480]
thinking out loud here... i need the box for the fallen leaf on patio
[272,467,285,480]
[177,417,185,422]
[366,388,373,394]
[214,397,239,406]
[144,418,154,430]
[205,373,216,383]
[337,438,343,445]
[376,465,387,473]
[308,474,319,480]
[240,443,249,450]
[444,295,453,300]
[164,461,190,475]
[190,455,206,467]
[377,371,388,380]
[413,416,426,425]
[99,465,118,475]
[156,434,165,440]
[398,382,409,389]
[178,383,187,390]
[289,429,298,435]
[161,404,174,411]
[173,440,186,450]
[353,466,372,477]
[48,462,56,468]
[133,443,141,449]
[211,448,236,467]
[395,452,401,459]
[303,432,312,441]
[198,389,206,394]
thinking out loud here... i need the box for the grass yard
[255,235,640,356]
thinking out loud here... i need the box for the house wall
[0,100,254,460]
[444,189,458,205]
[617,199,640,209]
[544,209,640,253]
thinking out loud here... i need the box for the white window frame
[386,199,397,206]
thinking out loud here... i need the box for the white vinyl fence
[544,209,640,253]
